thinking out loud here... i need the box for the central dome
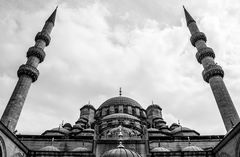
[99,96,142,109]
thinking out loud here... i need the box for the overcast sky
[0,0,240,135]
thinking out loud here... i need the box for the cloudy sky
[0,0,240,135]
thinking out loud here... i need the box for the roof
[99,96,142,110]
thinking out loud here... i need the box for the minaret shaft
[1,76,32,132]
[0,8,57,132]
[209,76,240,130]
[184,7,239,131]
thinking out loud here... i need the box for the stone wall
[0,122,28,157]
[18,135,93,152]
[213,122,240,157]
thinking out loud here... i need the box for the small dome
[169,123,180,130]
[80,104,96,111]
[151,147,170,152]
[51,127,70,133]
[146,104,162,111]
[40,146,60,151]
[99,96,142,110]
[72,147,89,151]
[171,126,199,136]
[102,145,141,157]
[182,146,203,151]
[42,127,70,136]
[63,123,72,129]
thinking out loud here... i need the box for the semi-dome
[42,127,70,136]
[101,144,141,157]
[99,96,142,110]
[102,113,140,121]
[63,123,72,130]
[151,147,170,152]
[72,147,89,151]
[182,146,203,151]
[40,145,60,151]
[171,126,200,136]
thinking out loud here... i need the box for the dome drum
[96,96,144,119]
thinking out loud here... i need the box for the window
[0,136,6,157]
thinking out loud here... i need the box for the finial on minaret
[178,120,180,125]
[119,87,122,96]
[46,6,58,25]
[183,6,196,26]
[88,100,91,105]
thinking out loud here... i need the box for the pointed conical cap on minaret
[46,6,58,25]
[183,6,196,26]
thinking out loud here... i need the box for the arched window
[114,106,118,113]
[0,136,6,157]
[12,153,24,157]
[0,147,2,157]
[235,137,240,157]
[132,108,136,116]
[123,106,128,113]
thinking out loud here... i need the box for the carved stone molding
[35,31,51,46]
[190,32,207,47]
[17,64,39,82]
[26,46,46,63]
[202,64,224,83]
[196,47,215,64]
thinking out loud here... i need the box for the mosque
[0,6,240,157]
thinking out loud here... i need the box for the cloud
[0,0,239,135]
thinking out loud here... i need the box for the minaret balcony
[202,64,224,83]
[190,32,207,47]
[196,47,215,64]
[35,31,51,46]
[27,46,46,63]
[17,64,39,82]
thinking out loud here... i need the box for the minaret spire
[46,6,58,26]
[183,7,240,132]
[183,6,195,26]
[0,8,57,132]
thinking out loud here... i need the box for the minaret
[1,8,57,132]
[183,7,240,131]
